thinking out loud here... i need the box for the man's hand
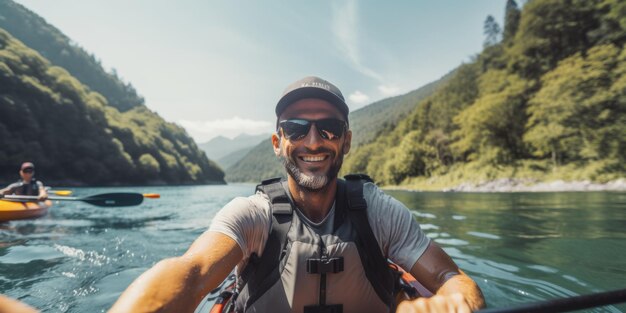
[397,293,472,313]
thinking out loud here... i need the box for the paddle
[477,287,626,313]
[45,188,159,199]
[0,193,147,207]
[51,190,73,196]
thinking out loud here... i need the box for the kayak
[0,199,52,222]
[194,264,431,313]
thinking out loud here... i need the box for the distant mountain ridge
[225,139,284,182]
[200,133,269,160]
[349,71,454,147]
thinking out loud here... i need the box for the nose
[302,123,324,150]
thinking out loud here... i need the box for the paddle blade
[143,193,161,199]
[53,190,73,196]
[83,193,144,207]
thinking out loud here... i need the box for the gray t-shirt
[209,182,430,273]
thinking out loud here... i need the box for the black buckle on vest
[303,304,343,313]
[306,257,344,274]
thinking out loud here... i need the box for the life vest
[234,174,401,313]
[12,178,41,196]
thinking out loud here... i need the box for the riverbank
[385,178,626,192]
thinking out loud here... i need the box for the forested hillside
[0,0,143,111]
[349,72,453,147]
[225,139,284,182]
[343,0,626,187]
[0,29,224,185]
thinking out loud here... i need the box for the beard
[278,143,344,192]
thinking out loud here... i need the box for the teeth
[302,156,325,162]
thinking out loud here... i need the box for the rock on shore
[446,178,626,192]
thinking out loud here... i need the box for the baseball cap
[275,76,349,121]
[21,162,35,171]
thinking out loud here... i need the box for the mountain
[224,76,450,182]
[217,146,259,170]
[224,139,285,182]
[349,72,454,147]
[199,133,269,168]
[343,0,626,186]
[0,3,224,185]
[0,0,143,112]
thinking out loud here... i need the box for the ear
[343,129,352,155]
[272,132,281,156]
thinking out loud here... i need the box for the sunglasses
[22,168,34,173]
[279,118,347,141]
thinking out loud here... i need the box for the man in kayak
[111,76,485,313]
[1,162,48,201]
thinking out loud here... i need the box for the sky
[15,0,506,143]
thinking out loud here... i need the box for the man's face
[20,167,34,181]
[272,99,351,191]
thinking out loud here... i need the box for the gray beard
[278,144,343,191]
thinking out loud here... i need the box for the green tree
[525,44,626,169]
[503,0,521,42]
[484,15,501,47]
[452,70,531,164]
[507,0,599,77]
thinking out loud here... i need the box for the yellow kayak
[0,199,52,222]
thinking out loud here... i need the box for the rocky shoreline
[443,178,626,192]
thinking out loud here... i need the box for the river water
[1,185,624,312]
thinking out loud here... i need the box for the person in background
[0,162,48,201]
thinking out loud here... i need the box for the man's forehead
[280,98,344,119]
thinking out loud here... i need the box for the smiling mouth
[299,155,328,162]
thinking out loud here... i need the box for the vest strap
[303,304,343,313]
[306,257,344,274]
[242,178,293,308]
[343,177,399,312]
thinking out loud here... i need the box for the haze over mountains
[199,133,269,168]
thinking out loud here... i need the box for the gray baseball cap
[275,76,349,121]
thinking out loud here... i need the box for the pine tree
[503,0,521,42]
[484,15,502,47]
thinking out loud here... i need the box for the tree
[503,0,521,42]
[451,70,531,164]
[484,15,502,47]
[525,44,626,169]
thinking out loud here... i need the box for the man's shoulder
[6,181,23,188]
[221,192,271,215]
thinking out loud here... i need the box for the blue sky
[16,0,506,142]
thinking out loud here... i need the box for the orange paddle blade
[142,193,161,199]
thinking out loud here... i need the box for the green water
[386,190,626,312]
[1,185,624,312]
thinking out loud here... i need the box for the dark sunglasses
[279,118,347,141]
[22,168,34,173]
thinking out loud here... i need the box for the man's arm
[37,181,47,201]
[0,294,39,313]
[0,184,16,195]
[109,231,242,313]
[397,241,485,313]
